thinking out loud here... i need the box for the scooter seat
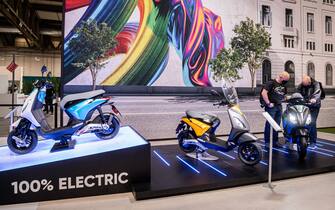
[60,89,105,110]
[186,111,218,124]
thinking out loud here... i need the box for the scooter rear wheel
[7,130,38,154]
[94,113,120,140]
[238,142,263,166]
[177,130,197,153]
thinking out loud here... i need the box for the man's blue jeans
[264,105,282,144]
[309,107,320,144]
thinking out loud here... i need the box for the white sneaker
[288,144,297,151]
[309,143,317,150]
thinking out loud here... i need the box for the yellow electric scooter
[176,81,263,166]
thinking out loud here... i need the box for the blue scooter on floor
[7,79,121,154]
[282,93,313,160]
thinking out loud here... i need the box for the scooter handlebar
[213,101,225,107]
[284,100,313,106]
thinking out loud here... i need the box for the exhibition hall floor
[0,132,334,210]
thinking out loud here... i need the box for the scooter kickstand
[195,147,204,159]
[187,148,219,161]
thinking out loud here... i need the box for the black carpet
[133,138,335,200]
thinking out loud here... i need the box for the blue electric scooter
[7,79,121,154]
[282,93,313,160]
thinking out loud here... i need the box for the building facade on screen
[63,0,335,89]
[252,0,335,89]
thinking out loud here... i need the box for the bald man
[261,71,290,146]
[297,75,322,147]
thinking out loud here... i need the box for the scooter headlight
[289,114,298,124]
[306,114,312,125]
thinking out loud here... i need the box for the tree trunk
[251,70,255,91]
[248,63,256,95]
[89,66,96,90]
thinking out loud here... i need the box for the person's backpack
[319,82,326,100]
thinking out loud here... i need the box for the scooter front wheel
[238,142,263,166]
[7,130,38,154]
[297,136,307,161]
[94,113,120,140]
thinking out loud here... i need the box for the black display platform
[0,126,150,205]
[133,138,335,200]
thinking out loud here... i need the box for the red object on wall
[6,61,18,72]
[65,0,91,12]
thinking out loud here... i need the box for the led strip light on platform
[259,161,268,166]
[176,155,200,174]
[197,159,228,176]
[307,149,334,157]
[153,150,170,166]
[317,140,335,147]
[259,143,289,155]
[314,147,335,154]
[217,151,236,160]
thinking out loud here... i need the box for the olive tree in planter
[68,20,117,90]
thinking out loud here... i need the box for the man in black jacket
[261,71,290,146]
[297,75,322,147]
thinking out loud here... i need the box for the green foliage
[49,76,60,96]
[231,18,271,89]
[22,76,61,95]
[68,20,118,89]
[22,80,34,95]
[209,48,243,82]
[210,18,270,89]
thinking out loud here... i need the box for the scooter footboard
[237,132,258,144]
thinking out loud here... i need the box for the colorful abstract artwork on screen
[64,0,224,87]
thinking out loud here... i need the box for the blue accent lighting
[217,151,236,160]
[260,161,268,166]
[272,147,289,154]
[259,143,289,154]
[153,150,170,166]
[318,140,335,147]
[176,155,200,174]
[312,147,335,154]
[0,126,147,172]
[307,149,334,157]
[198,159,227,176]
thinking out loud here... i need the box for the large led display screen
[63,0,224,87]
[64,0,335,90]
